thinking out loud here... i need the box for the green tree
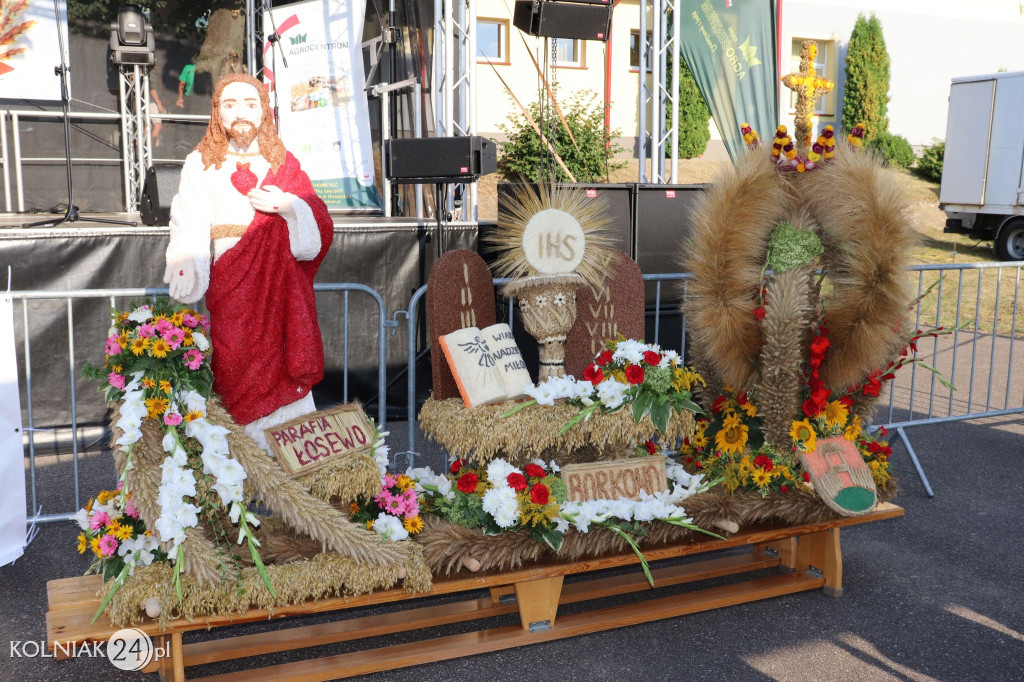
[842,13,891,141]
[498,89,626,183]
[666,50,711,158]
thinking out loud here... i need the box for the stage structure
[638,0,681,183]
[115,65,151,213]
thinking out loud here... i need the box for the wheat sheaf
[0,0,36,65]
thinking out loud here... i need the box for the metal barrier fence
[9,262,1022,522]
[9,283,387,524]
[394,264,1024,497]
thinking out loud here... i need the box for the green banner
[679,0,778,161]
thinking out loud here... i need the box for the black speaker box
[495,182,633,258]
[634,184,708,304]
[385,136,497,183]
[140,164,182,226]
[513,0,613,41]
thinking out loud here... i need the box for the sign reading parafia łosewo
[265,404,373,477]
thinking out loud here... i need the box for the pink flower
[200,315,210,331]
[164,412,183,426]
[382,474,397,490]
[184,349,204,370]
[108,373,125,390]
[375,488,398,510]
[137,323,156,338]
[163,327,185,350]
[154,319,174,335]
[124,499,139,518]
[181,313,198,328]
[105,336,121,356]
[399,489,419,517]
[98,534,118,557]
[89,511,110,530]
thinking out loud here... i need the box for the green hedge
[915,140,944,182]
[868,131,915,169]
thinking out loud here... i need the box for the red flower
[809,335,830,358]
[506,472,527,491]
[752,306,766,321]
[802,472,811,483]
[737,392,749,405]
[862,378,881,397]
[877,426,888,436]
[530,483,550,505]
[780,485,789,494]
[753,455,774,471]
[643,350,663,366]
[644,440,657,454]
[524,463,546,478]
[712,396,727,413]
[839,396,853,409]
[625,365,645,384]
[456,473,478,494]
[449,460,463,475]
[802,397,824,418]
[595,350,614,367]
[694,461,703,469]
[583,364,604,385]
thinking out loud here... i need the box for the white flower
[180,390,207,415]
[482,486,520,528]
[71,508,90,531]
[534,295,548,308]
[372,439,390,475]
[553,516,570,533]
[612,339,647,365]
[374,513,409,541]
[659,350,680,368]
[553,293,567,307]
[192,331,209,351]
[127,306,153,323]
[486,459,520,488]
[596,378,628,409]
[526,380,559,406]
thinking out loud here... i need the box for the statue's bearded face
[218,81,263,149]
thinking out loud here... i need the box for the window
[630,31,652,71]
[554,38,583,67]
[477,19,509,63]
[788,38,836,115]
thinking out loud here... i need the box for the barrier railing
[9,283,387,523]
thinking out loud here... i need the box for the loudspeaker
[495,182,633,257]
[513,0,613,41]
[634,184,708,303]
[385,136,497,183]
[140,164,182,226]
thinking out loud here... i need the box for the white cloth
[0,294,27,566]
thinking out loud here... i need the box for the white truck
[939,70,1024,261]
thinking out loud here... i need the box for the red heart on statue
[230,162,259,195]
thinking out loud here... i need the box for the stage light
[109,4,155,66]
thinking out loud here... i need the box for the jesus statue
[163,74,334,448]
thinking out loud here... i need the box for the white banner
[0,292,27,567]
[0,0,69,102]
[263,0,382,211]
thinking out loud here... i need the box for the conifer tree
[842,14,891,140]
[667,51,711,158]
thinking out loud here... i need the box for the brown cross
[781,40,834,155]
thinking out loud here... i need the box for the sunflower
[751,468,772,487]
[790,419,817,453]
[170,311,184,326]
[403,516,424,534]
[844,415,863,441]
[150,338,170,359]
[721,411,742,429]
[823,400,849,429]
[105,519,122,535]
[145,396,169,418]
[183,409,203,422]
[183,330,194,347]
[130,337,150,356]
[159,380,172,394]
[715,420,749,456]
[117,332,129,349]
[77,533,87,554]
[691,431,709,449]
[738,456,755,478]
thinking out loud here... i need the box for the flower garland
[349,470,426,542]
[72,485,165,582]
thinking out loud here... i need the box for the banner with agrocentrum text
[264,0,382,211]
[679,0,779,162]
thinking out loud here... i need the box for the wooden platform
[46,504,903,681]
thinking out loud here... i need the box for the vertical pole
[0,111,10,212]
[381,91,392,217]
[468,0,478,220]
[638,1,648,183]
[246,0,257,75]
[652,0,663,182]
[414,81,424,218]
[669,2,680,183]
[118,74,132,212]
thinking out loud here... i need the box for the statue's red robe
[206,152,334,425]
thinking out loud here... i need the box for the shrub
[666,51,711,158]
[868,131,915,169]
[497,89,626,183]
[843,14,891,142]
[915,140,944,182]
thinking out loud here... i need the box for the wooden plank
[188,573,824,682]
[47,505,904,647]
[182,597,518,667]
[47,576,102,612]
[513,576,563,629]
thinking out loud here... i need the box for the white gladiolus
[72,508,90,531]
[595,378,628,409]
[374,513,409,541]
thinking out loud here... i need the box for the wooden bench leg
[514,576,563,631]
[157,632,185,681]
[756,536,798,572]
[489,585,516,605]
[795,528,843,597]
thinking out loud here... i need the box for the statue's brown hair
[197,74,287,172]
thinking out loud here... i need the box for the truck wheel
[995,219,1024,261]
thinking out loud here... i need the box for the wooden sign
[562,457,668,502]
[265,404,374,477]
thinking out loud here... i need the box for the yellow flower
[365,520,374,530]
[77,533,87,554]
[844,415,863,441]
[823,400,849,429]
[89,536,102,558]
[183,330,194,347]
[130,337,150,356]
[105,520,122,535]
[349,502,360,516]
[145,396,169,418]
[722,412,742,429]
[738,456,755,478]
[752,469,771,487]
[114,524,134,541]
[110,364,123,373]
[716,421,749,456]
[790,419,817,453]
[170,311,184,326]
[117,332,129,349]
[691,432,709,449]
[159,380,172,395]
[141,376,156,389]
[396,474,414,492]
[678,443,693,457]
[741,401,758,418]
[96,489,117,504]
[403,516,424,534]
[183,409,203,422]
[150,338,170,359]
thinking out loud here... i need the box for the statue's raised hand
[248,185,296,216]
